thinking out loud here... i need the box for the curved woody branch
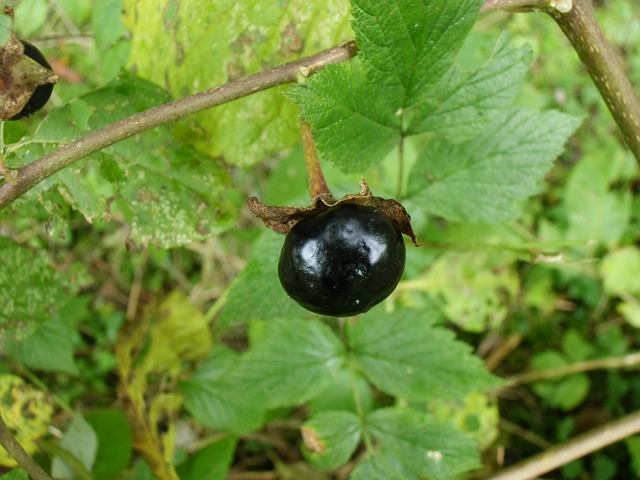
[0,41,357,209]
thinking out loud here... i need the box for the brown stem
[300,118,333,201]
[480,0,546,14]
[545,0,640,163]
[0,413,53,480]
[488,409,640,480]
[0,40,357,209]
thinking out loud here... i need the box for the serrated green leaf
[11,74,237,248]
[406,34,533,138]
[3,319,79,375]
[350,451,417,480]
[289,2,538,174]
[366,408,480,480]
[0,238,71,339]
[123,0,351,165]
[347,310,501,401]
[51,413,98,479]
[234,318,345,408]
[181,347,265,434]
[285,61,400,173]
[216,231,312,331]
[407,108,581,222]
[85,409,133,480]
[352,0,482,106]
[302,411,361,470]
[177,436,237,480]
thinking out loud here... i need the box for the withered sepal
[248,180,418,246]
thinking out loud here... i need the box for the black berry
[278,203,406,316]
[10,40,54,120]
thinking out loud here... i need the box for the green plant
[1,0,640,479]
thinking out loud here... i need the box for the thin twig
[0,413,54,480]
[480,0,547,14]
[487,409,640,480]
[504,351,640,386]
[0,41,357,209]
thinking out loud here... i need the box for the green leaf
[12,74,238,248]
[601,247,640,296]
[234,318,345,408]
[85,409,133,480]
[301,411,361,470]
[347,310,501,401]
[406,34,533,138]
[92,0,127,48]
[3,319,79,375]
[0,470,28,480]
[123,0,351,165]
[350,452,416,480]
[351,0,482,106]
[216,231,312,331]
[308,369,374,417]
[288,0,486,173]
[51,413,98,479]
[407,108,581,222]
[177,436,237,480]
[563,147,633,245]
[366,408,480,479]
[0,237,71,339]
[530,350,590,411]
[420,251,519,332]
[181,347,265,434]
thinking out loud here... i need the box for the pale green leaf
[302,411,361,470]
[366,408,480,480]
[601,247,640,296]
[51,413,98,479]
[564,149,633,245]
[234,318,345,408]
[350,451,416,480]
[407,34,533,138]
[0,238,71,339]
[123,0,352,165]
[177,436,237,480]
[421,251,519,332]
[3,320,79,375]
[181,347,265,434]
[347,310,501,401]
[92,0,127,48]
[12,74,238,248]
[407,108,581,222]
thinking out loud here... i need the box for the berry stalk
[301,118,334,202]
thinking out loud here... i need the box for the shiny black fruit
[10,40,54,120]
[278,203,406,316]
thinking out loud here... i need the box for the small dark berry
[278,203,406,316]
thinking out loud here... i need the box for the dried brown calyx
[248,179,418,246]
[0,33,58,120]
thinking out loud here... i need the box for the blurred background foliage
[1,0,640,479]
